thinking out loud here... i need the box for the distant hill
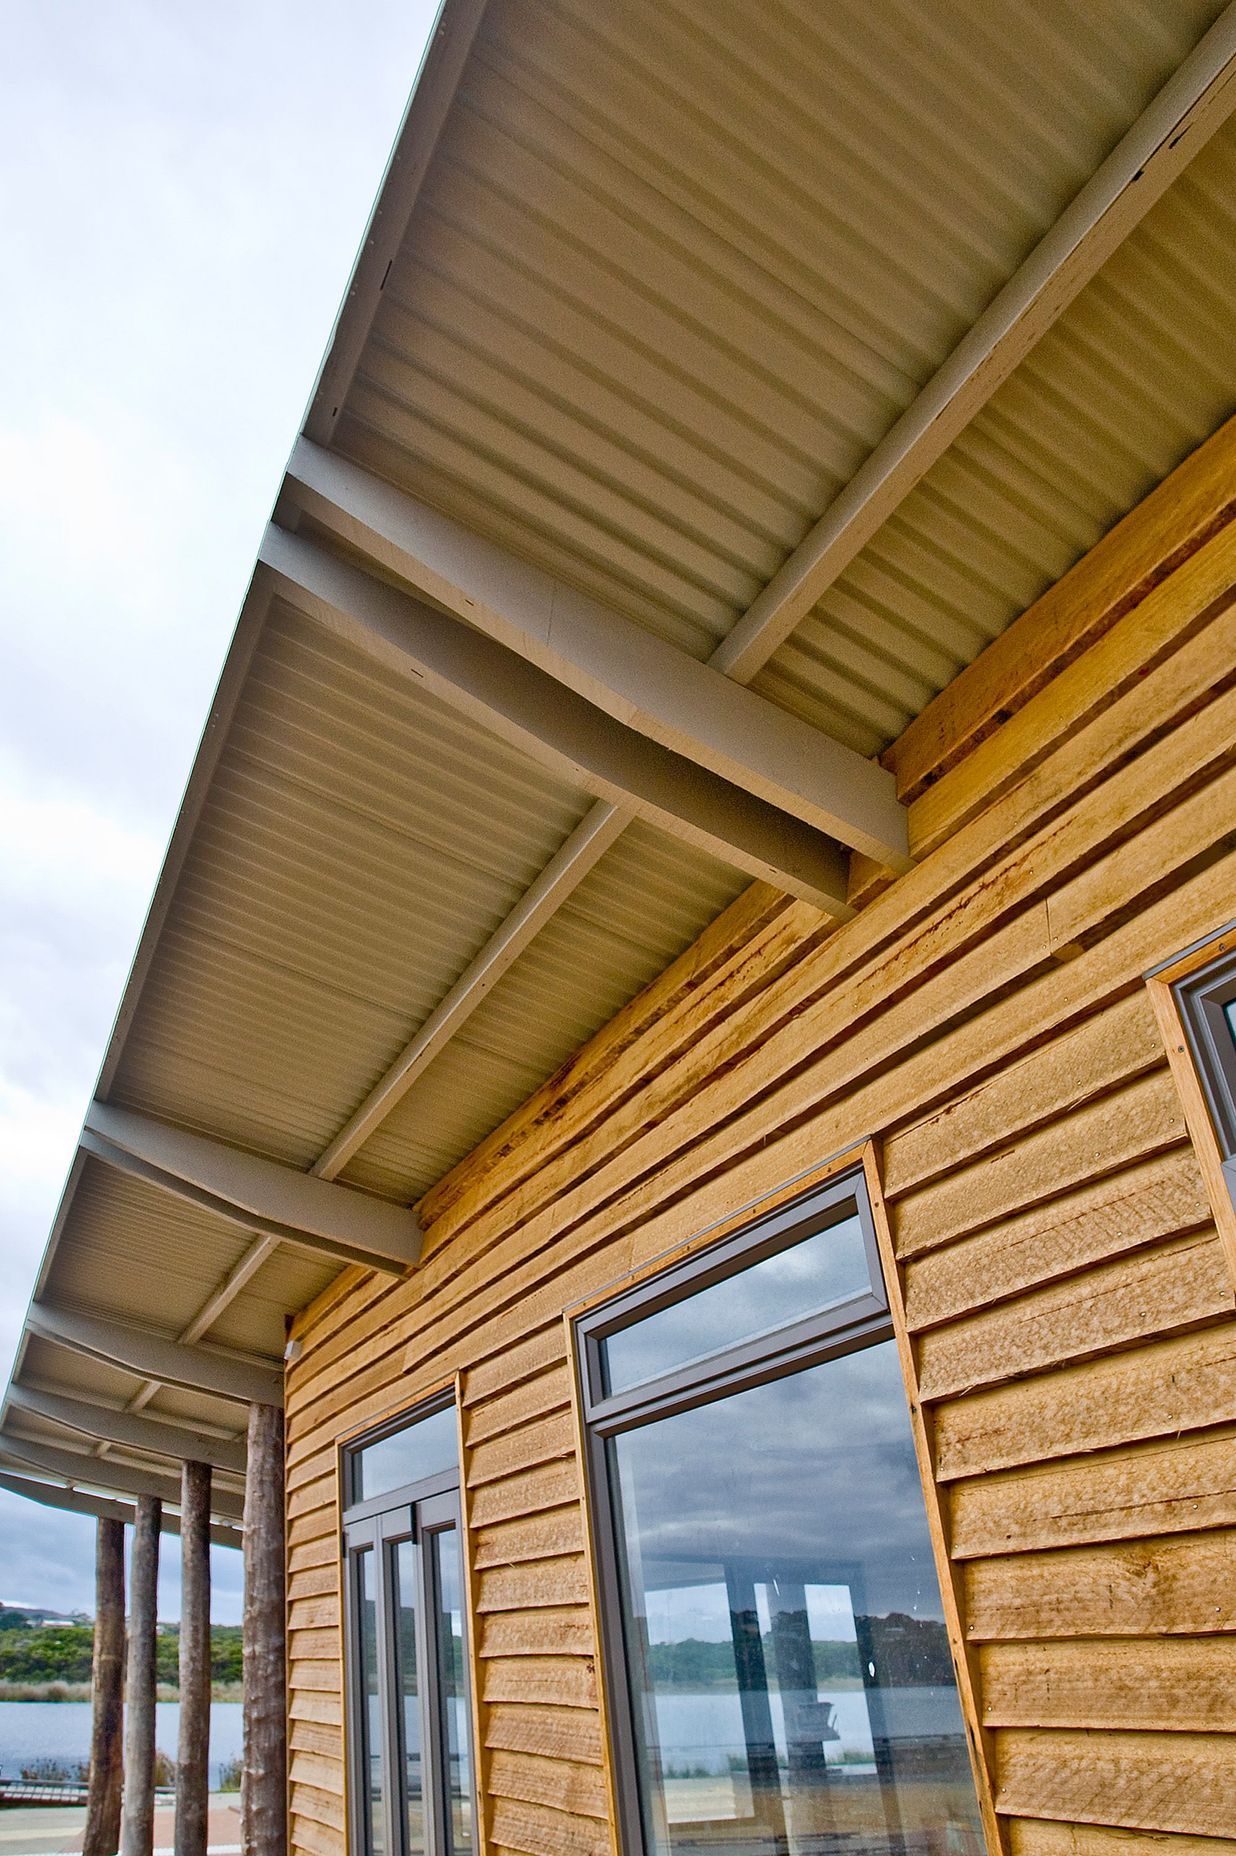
[0,1603,87,1629]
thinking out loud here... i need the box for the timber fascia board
[281,440,908,873]
[25,1304,284,1408]
[5,1385,247,1476]
[81,1100,421,1275]
[257,525,855,916]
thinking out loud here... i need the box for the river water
[0,1686,959,1791]
[0,1702,244,1790]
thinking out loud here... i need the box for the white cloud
[0,0,440,1619]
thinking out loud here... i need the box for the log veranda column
[175,1461,211,1856]
[83,1516,125,1856]
[242,1403,286,1856]
[120,1495,161,1856]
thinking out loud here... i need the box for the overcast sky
[0,0,439,1622]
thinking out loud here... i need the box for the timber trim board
[862,1142,1006,1856]
[1147,920,1236,1292]
[888,411,1236,803]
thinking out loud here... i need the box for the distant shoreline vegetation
[642,1614,954,1689]
[0,1613,244,1701]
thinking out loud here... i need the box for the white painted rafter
[0,1471,242,1548]
[258,526,856,914]
[283,441,907,870]
[25,1305,284,1408]
[296,0,1236,1187]
[81,1101,421,1274]
[0,1436,244,1523]
[709,2,1236,680]
[6,1385,247,1475]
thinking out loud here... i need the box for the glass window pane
[354,1405,458,1502]
[433,1527,474,1855]
[356,1549,385,1856]
[609,1341,984,1856]
[393,1540,426,1856]
[602,1210,871,1396]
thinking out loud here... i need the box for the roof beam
[312,800,629,1177]
[6,1387,247,1476]
[0,1472,242,1548]
[259,525,855,915]
[283,441,907,872]
[708,2,1236,680]
[26,1305,283,1408]
[80,1101,420,1274]
[0,1438,244,1523]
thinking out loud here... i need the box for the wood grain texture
[83,1518,124,1856]
[903,1149,1211,1330]
[934,1326,1236,1480]
[887,410,1236,801]
[951,1426,1236,1557]
[284,432,1236,1856]
[965,1529,1236,1639]
[994,1728,1236,1837]
[981,1637,1236,1731]
[1008,1817,1236,1854]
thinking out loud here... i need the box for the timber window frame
[340,1394,475,1856]
[1175,947,1236,1162]
[573,1166,985,1856]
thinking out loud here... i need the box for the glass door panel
[431,1527,474,1855]
[356,1548,386,1856]
[394,1539,426,1856]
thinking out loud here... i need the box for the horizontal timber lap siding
[285,418,1236,1856]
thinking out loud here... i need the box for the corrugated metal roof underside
[13,0,1236,1516]
[341,818,748,1199]
[43,1159,262,1337]
[332,0,1227,668]
[760,113,1236,753]
[108,599,596,1171]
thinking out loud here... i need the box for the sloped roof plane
[6,0,1236,1520]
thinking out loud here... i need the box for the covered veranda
[3,1,1236,1853]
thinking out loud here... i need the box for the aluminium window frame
[572,1166,896,1856]
[340,1393,476,1856]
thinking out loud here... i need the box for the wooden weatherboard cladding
[284,414,1236,1856]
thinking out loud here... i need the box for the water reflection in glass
[394,1540,425,1855]
[602,1212,871,1397]
[434,1528,474,1854]
[610,1340,984,1855]
[358,1549,385,1856]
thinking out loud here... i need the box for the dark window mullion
[413,1512,445,1856]
[588,1306,895,1435]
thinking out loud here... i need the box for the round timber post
[83,1515,125,1856]
[120,1494,161,1856]
[174,1461,212,1856]
[241,1402,286,1856]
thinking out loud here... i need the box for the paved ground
[0,1793,242,1854]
